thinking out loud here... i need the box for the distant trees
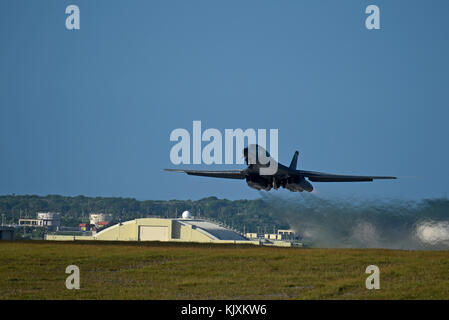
[0,194,286,233]
[2,194,448,242]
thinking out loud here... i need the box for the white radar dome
[182,211,192,219]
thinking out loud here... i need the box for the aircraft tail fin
[289,151,299,169]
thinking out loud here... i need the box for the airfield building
[89,213,113,228]
[45,217,258,244]
[46,217,302,247]
[19,212,61,230]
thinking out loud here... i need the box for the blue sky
[1,1,448,200]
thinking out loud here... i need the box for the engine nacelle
[246,176,272,191]
[284,177,313,192]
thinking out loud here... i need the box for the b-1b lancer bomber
[165,145,396,193]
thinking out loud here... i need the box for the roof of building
[178,219,247,241]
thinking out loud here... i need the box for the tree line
[0,194,288,233]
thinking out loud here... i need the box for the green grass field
[1,241,449,299]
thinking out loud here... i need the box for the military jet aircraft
[165,145,396,192]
